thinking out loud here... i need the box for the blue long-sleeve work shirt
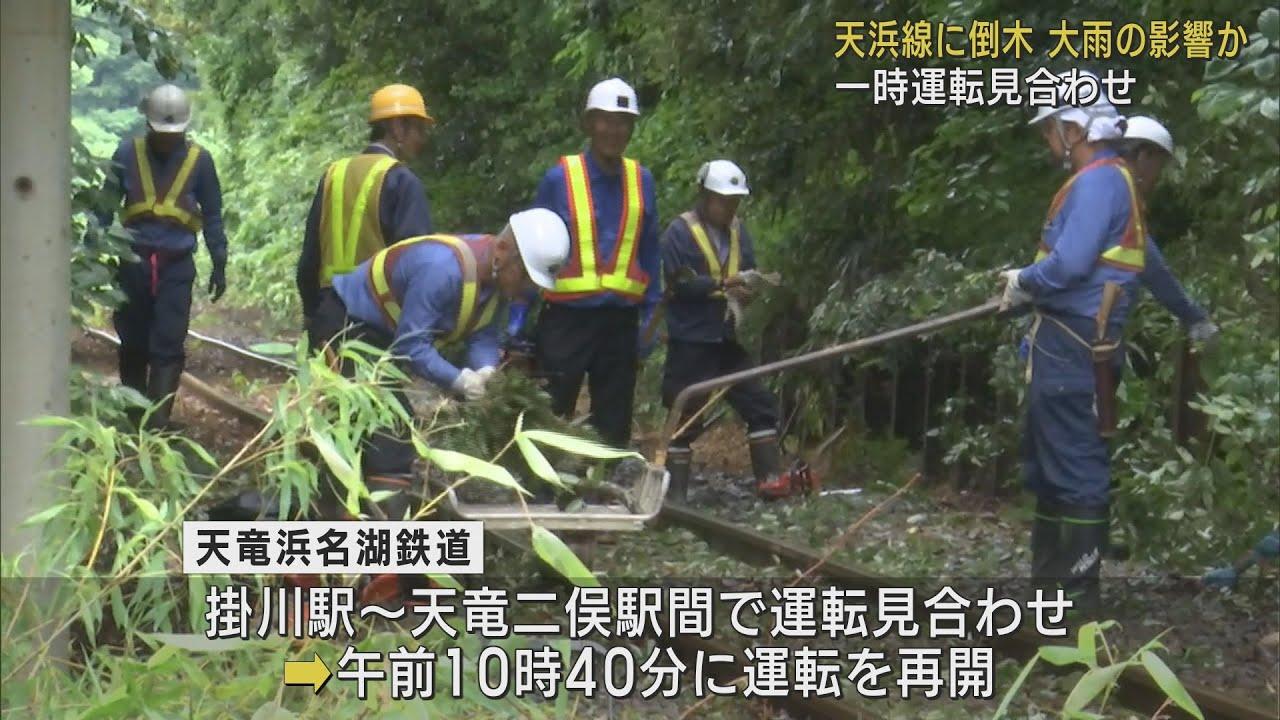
[96,136,228,260]
[331,237,500,389]
[1018,148,1141,327]
[532,149,662,311]
[661,211,758,342]
[296,143,434,317]
[1140,236,1208,325]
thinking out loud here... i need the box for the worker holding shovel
[998,69,1148,617]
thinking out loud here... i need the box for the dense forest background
[73,0,1277,569]
[5,1,1271,718]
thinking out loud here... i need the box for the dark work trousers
[536,304,639,448]
[662,339,780,449]
[113,247,195,391]
[310,291,418,477]
[1021,314,1122,508]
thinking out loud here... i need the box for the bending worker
[1121,115,1219,341]
[311,209,570,515]
[297,84,435,347]
[997,70,1149,616]
[97,84,228,429]
[660,160,794,501]
[529,78,662,449]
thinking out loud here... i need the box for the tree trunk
[1,0,71,666]
[1,0,71,561]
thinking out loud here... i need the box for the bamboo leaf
[522,429,643,460]
[516,433,566,489]
[530,525,599,587]
[1038,644,1086,667]
[20,502,72,527]
[423,447,528,495]
[115,486,162,522]
[1076,621,1100,668]
[1140,651,1205,720]
[309,427,363,515]
[1063,664,1126,713]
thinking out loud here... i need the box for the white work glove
[451,368,488,401]
[1188,319,1219,350]
[476,366,497,381]
[998,268,1031,312]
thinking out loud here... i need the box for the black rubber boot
[666,447,692,504]
[749,435,787,498]
[145,362,184,431]
[119,349,149,426]
[1058,504,1109,620]
[1030,498,1062,584]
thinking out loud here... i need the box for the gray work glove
[997,268,1031,312]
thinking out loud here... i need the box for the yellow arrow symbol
[283,653,332,693]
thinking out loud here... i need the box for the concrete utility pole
[1,1,72,562]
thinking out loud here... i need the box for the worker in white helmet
[659,160,802,502]
[94,84,229,430]
[999,69,1146,618]
[522,78,662,450]
[312,209,571,513]
[1121,115,1218,345]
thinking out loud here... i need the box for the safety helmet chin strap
[1054,116,1096,171]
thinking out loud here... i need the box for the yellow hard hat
[369,84,434,124]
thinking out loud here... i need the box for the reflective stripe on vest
[319,154,399,285]
[121,138,203,231]
[681,211,740,296]
[547,154,649,300]
[367,234,499,343]
[1034,157,1147,272]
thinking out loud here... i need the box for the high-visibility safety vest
[318,154,400,285]
[680,210,741,297]
[546,154,650,301]
[1035,157,1146,272]
[121,138,204,232]
[366,234,499,343]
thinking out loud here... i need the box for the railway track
[80,328,1279,720]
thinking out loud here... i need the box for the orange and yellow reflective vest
[317,154,400,285]
[545,154,650,301]
[366,234,499,343]
[121,138,204,232]
[1035,156,1146,272]
[680,210,741,297]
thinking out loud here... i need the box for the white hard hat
[1027,70,1125,143]
[145,84,192,133]
[508,208,571,290]
[1027,70,1117,125]
[697,160,750,196]
[1124,115,1175,155]
[585,78,640,116]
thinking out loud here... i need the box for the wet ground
[71,327,1280,713]
[673,418,1280,709]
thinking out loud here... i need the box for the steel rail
[82,326,1278,720]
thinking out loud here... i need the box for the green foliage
[139,0,1277,566]
[995,621,1205,720]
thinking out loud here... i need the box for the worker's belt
[133,246,192,297]
[1024,310,1123,435]
[1023,312,1118,381]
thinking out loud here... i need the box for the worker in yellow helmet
[296,84,436,347]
